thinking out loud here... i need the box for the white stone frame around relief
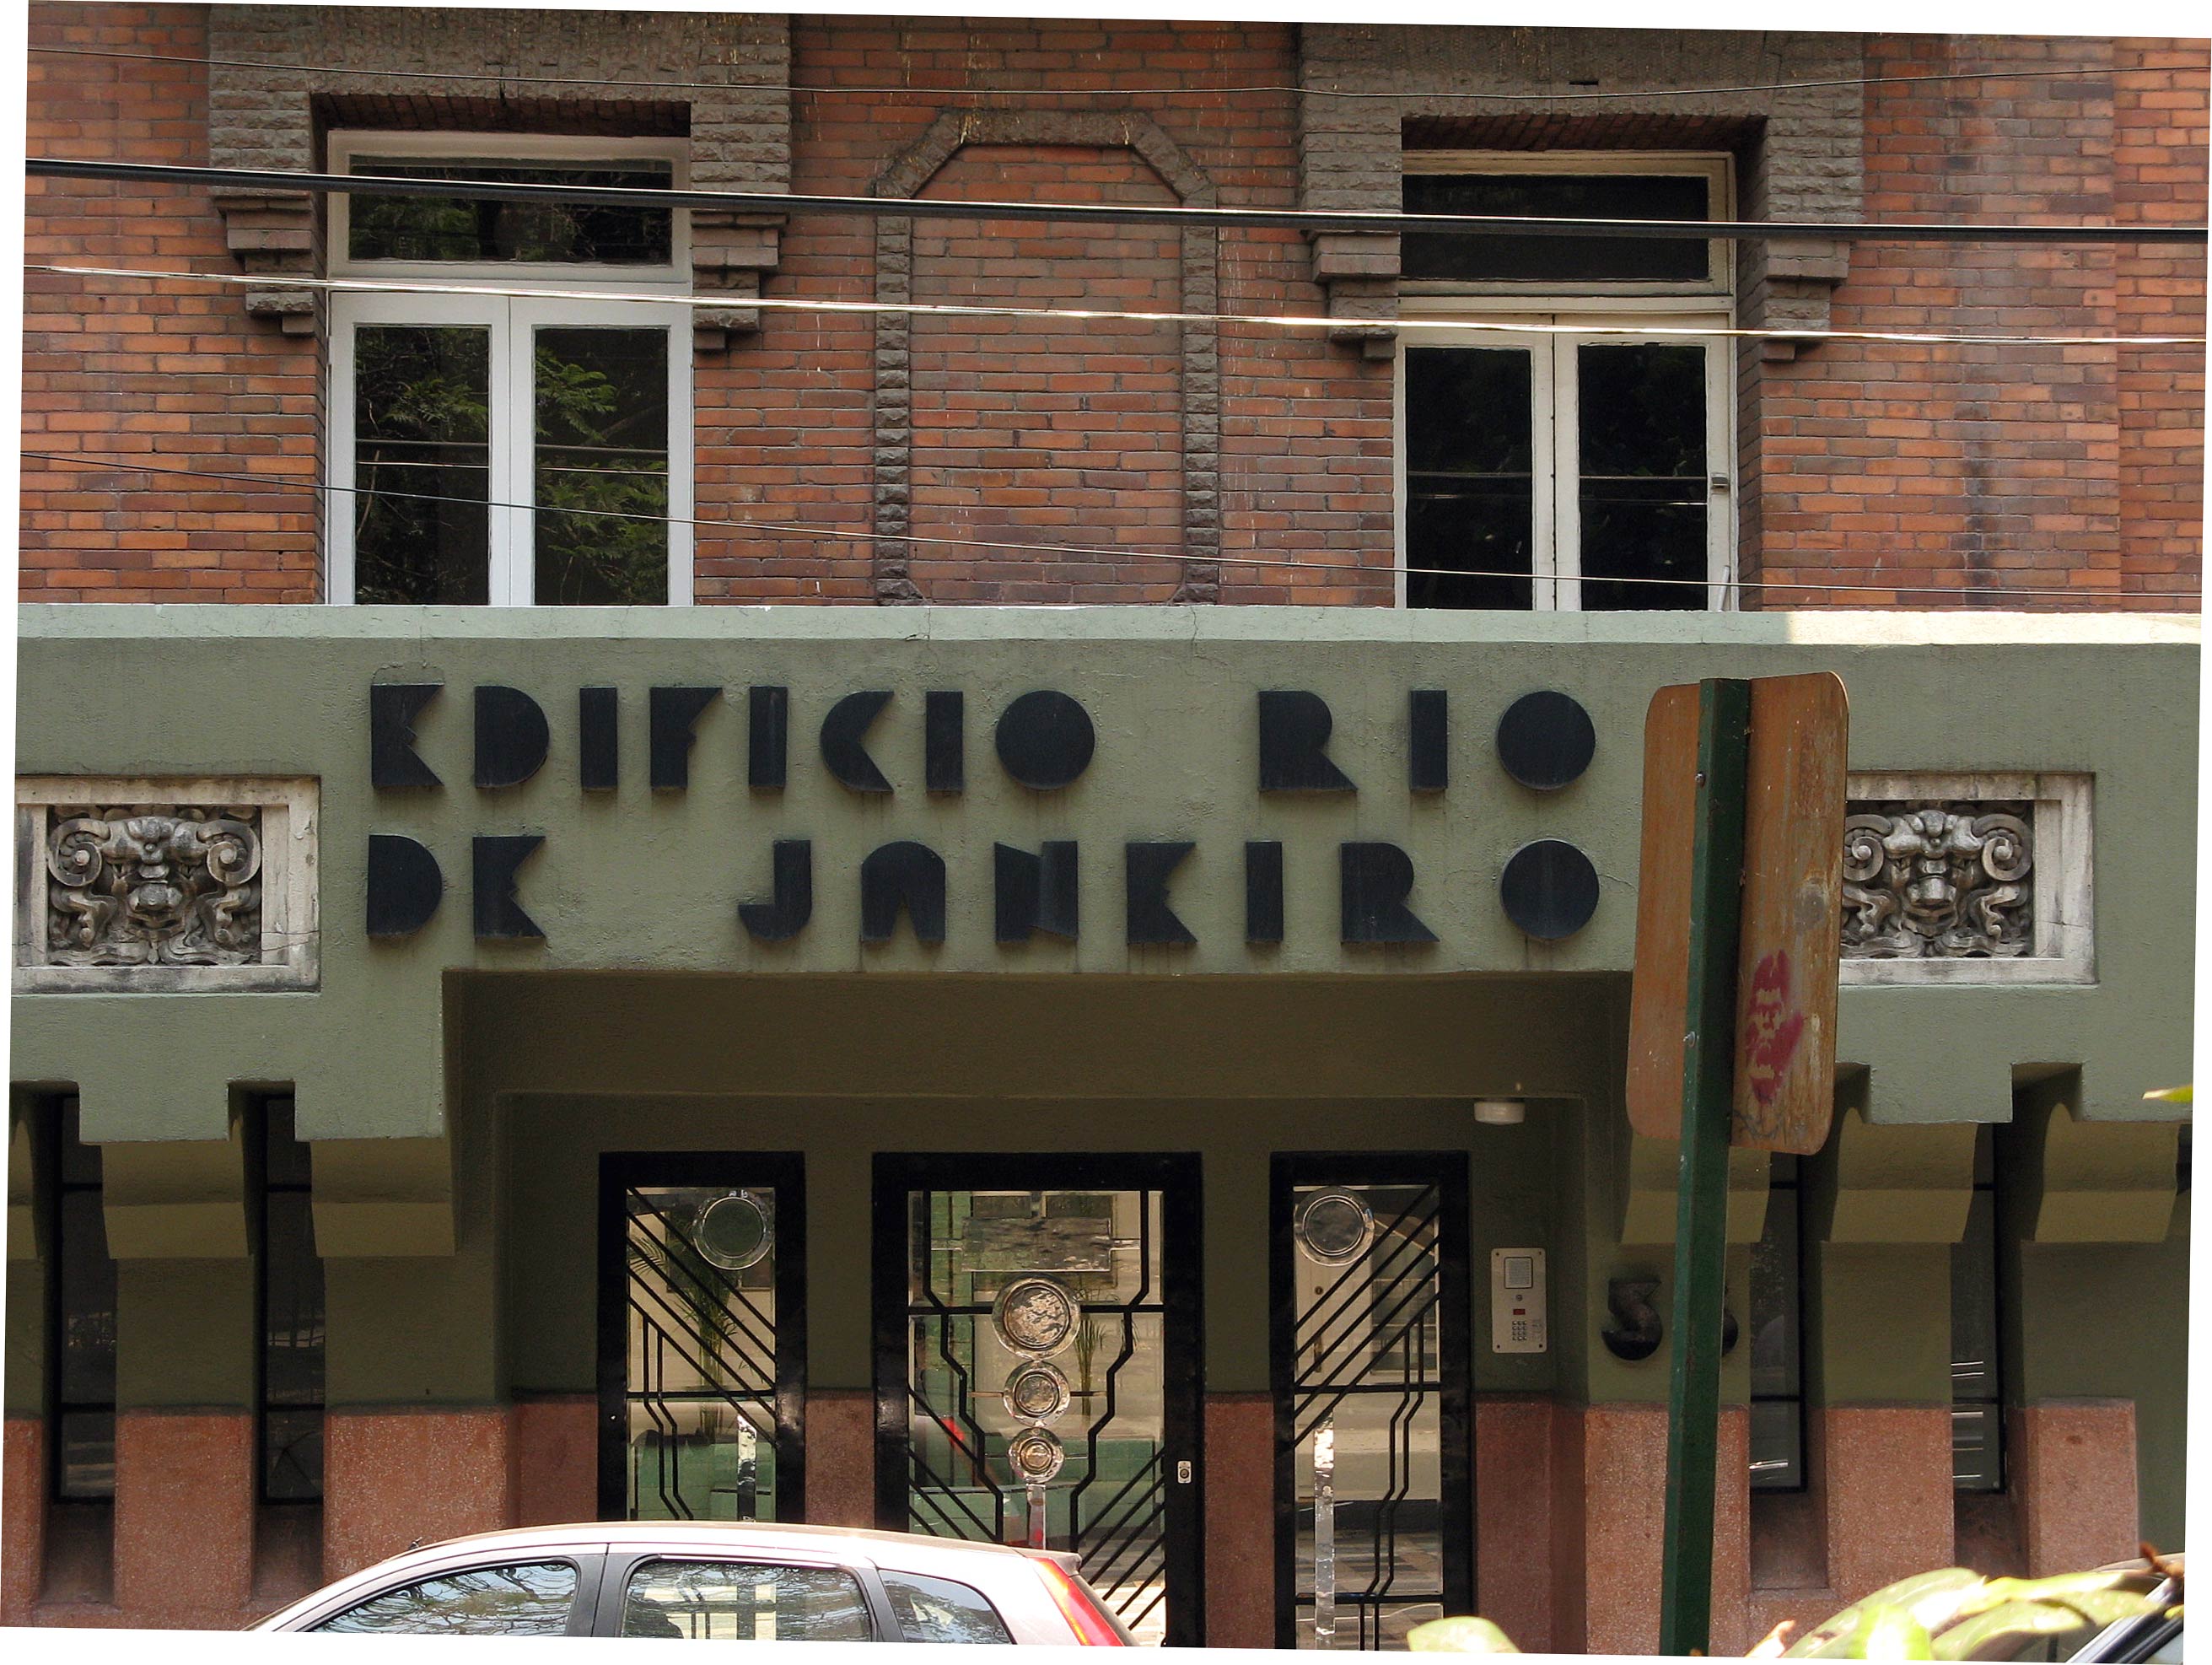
[1840,772,2092,988]
[13,776,320,994]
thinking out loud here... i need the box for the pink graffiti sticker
[1741,949,1807,1109]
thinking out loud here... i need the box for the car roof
[369,1519,1052,1568]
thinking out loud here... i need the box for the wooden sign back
[1626,673,1849,1155]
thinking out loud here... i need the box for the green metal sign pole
[1656,678,1752,1657]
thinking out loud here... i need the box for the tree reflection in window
[315,1560,578,1634]
[882,1570,1015,1644]
[534,327,670,606]
[352,325,492,604]
[347,159,674,266]
[620,1560,875,1641]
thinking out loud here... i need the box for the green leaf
[1932,1598,2098,1660]
[1849,1604,1934,1660]
[1407,1616,1521,1653]
[1785,1571,1983,1657]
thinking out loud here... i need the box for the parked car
[249,1521,1136,1643]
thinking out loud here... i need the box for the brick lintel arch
[869,110,1222,604]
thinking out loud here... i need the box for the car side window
[880,1569,1015,1644]
[619,1559,876,1641]
[314,1560,579,1634]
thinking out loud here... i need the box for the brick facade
[21,7,2203,609]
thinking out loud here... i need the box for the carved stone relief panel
[1843,801,2034,959]
[1840,773,2091,987]
[15,778,318,992]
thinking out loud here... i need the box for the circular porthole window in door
[991,1275,1083,1359]
[1003,1361,1074,1425]
[1007,1426,1068,1484]
[694,1190,774,1272]
[1294,1189,1375,1265]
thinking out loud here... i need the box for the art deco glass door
[875,1154,1202,1647]
[1272,1156,1472,1649]
[599,1153,806,1523]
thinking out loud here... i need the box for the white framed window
[327,131,691,290]
[326,133,693,606]
[1400,151,1733,298]
[1395,314,1733,610]
[1396,154,1736,612]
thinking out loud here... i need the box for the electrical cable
[23,450,2202,605]
[29,157,2208,246]
[27,264,2209,349]
[26,41,2198,105]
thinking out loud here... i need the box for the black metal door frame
[1269,1151,1474,1648]
[597,1151,808,1522]
[871,1151,1204,1647]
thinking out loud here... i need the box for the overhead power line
[29,158,2208,247]
[27,42,2191,105]
[28,262,2209,349]
[23,450,2202,606]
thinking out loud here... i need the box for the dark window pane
[318,1560,579,1635]
[348,159,674,265]
[1402,173,1714,283]
[534,326,670,606]
[263,1406,325,1503]
[1952,1405,2005,1495]
[1748,1399,1801,1493]
[621,1560,875,1641]
[1576,343,1709,610]
[58,1098,100,1187]
[57,1409,115,1501]
[882,1571,1015,1644]
[353,325,492,604]
[1747,1188,1800,1402]
[1405,348,1535,609]
[262,1096,312,1190]
[263,1189,325,1406]
[57,1188,116,1407]
[1951,1177,2005,1492]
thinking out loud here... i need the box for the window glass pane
[1576,342,1709,610]
[353,324,492,604]
[1951,1405,2005,1495]
[1405,348,1535,609]
[534,326,670,606]
[263,1189,325,1406]
[263,1095,313,1190]
[317,1560,579,1635]
[1402,173,1713,283]
[1747,1188,1800,1402]
[57,1188,116,1407]
[1951,1182,2005,1492]
[263,1406,326,1503]
[621,1560,875,1641]
[1748,1398,1802,1492]
[58,1098,100,1188]
[881,1570,1015,1644]
[57,1409,116,1501]
[348,158,674,265]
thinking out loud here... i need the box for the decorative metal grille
[602,1157,805,1524]
[1274,1161,1472,1651]
[880,1158,1200,1647]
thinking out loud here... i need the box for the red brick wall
[18,10,2204,612]
[1751,34,2205,610]
[751,15,1387,606]
[22,3,320,602]
[907,147,1187,603]
[2113,38,2209,607]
